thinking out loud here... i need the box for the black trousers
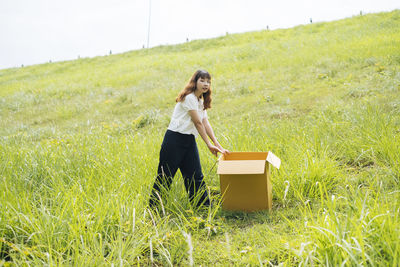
[149,130,210,208]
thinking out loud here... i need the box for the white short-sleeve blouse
[167,92,207,137]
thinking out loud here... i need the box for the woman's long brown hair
[176,70,212,110]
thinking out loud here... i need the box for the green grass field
[1,10,400,266]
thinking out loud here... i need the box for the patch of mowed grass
[1,10,400,265]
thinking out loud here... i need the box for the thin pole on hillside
[147,0,152,48]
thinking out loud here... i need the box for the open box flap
[217,160,266,175]
[267,151,281,169]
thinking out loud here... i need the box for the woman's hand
[218,146,230,155]
[208,144,223,157]
[215,142,230,155]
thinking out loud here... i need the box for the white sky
[0,0,399,70]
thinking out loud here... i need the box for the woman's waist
[165,129,195,138]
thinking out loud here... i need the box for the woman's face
[196,77,211,94]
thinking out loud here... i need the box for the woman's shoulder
[179,92,199,110]
[185,92,196,100]
[183,92,198,104]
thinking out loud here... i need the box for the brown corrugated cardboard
[217,151,281,212]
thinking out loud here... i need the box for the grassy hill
[1,10,400,265]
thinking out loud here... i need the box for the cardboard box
[217,152,281,212]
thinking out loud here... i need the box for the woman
[149,70,228,209]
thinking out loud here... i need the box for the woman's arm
[188,110,222,156]
[203,117,229,154]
